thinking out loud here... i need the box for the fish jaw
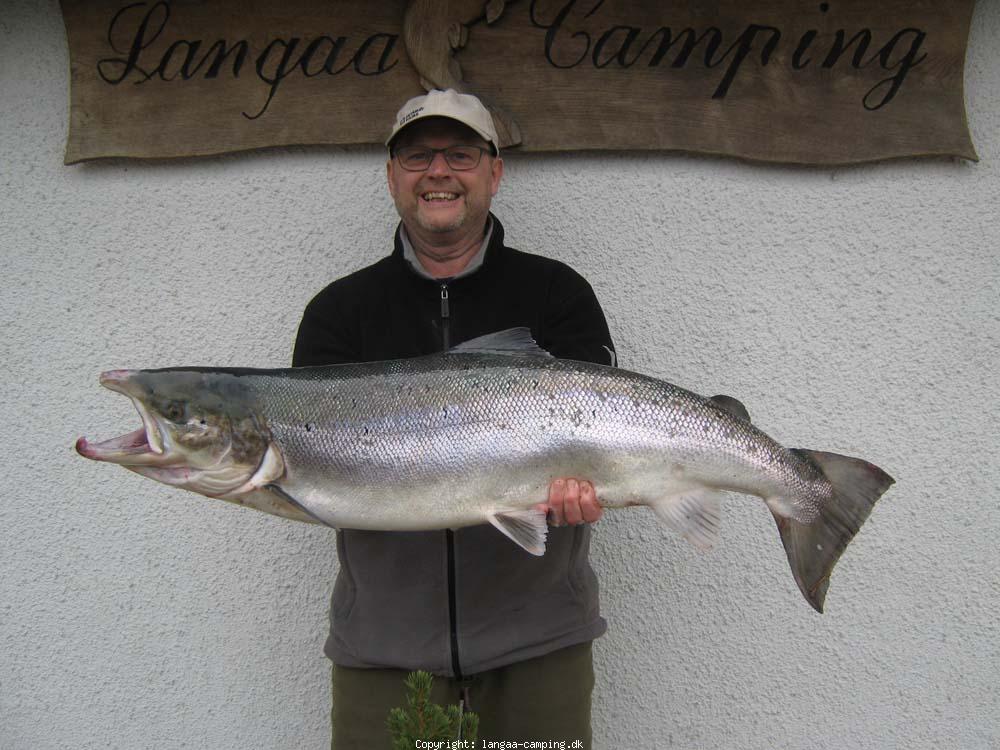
[75,370,173,466]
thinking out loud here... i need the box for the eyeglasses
[393,145,490,172]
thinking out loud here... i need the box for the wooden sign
[61,0,978,165]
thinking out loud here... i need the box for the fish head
[76,369,281,498]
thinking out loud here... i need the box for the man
[293,89,614,746]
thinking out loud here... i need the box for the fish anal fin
[650,490,725,551]
[488,508,548,555]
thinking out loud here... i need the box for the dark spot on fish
[305,422,315,432]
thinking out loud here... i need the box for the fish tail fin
[773,449,894,613]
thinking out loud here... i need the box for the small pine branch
[387,670,479,744]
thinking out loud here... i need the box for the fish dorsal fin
[487,508,549,555]
[649,490,726,551]
[449,328,553,358]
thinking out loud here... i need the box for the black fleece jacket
[293,215,615,676]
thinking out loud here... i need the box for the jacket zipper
[440,281,462,678]
[440,283,450,350]
[447,529,461,678]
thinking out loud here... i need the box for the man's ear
[490,156,504,197]
[386,158,397,198]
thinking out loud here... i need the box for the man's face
[387,118,503,239]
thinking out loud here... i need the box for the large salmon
[76,329,893,612]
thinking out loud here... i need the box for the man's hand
[541,478,603,526]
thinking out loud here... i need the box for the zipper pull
[440,284,450,319]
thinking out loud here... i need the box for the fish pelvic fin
[264,483,337,529]
[776,449,895,613]
[488,508,549,556]
[650,490,725,551]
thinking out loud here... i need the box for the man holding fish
[293,89,612,746]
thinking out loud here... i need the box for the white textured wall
[2,2,998,748]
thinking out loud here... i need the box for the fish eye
[163,401,187,423]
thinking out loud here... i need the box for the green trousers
[331,641,594,748]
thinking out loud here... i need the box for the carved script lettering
[529,0,927,110]
[96,2,400,119]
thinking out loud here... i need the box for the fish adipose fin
[487,508,549,555]
[650,490,725,551]
[708,394,751,423]
[775,449,895,613]
[264,483,337,529]
[449,328,553,358]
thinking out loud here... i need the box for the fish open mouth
[75,370,168,465]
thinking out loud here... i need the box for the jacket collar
[392,213,505,281]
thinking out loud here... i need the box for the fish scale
[76,328,893,611]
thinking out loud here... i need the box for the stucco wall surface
[2,2,997,749]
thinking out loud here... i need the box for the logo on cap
[398,106,424,127]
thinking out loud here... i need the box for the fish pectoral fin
[229,442,286,496]
[650,490,725,551]
[487,508,549,556]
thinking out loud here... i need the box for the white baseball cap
[386,89,499,154]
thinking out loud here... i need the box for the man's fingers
[563,479,583,526]
[547,478,567,526]
[580,480,603,523]
[547,478,602,526]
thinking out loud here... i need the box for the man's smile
[421,191,461,202]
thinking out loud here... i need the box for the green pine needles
[387,671,479,747]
